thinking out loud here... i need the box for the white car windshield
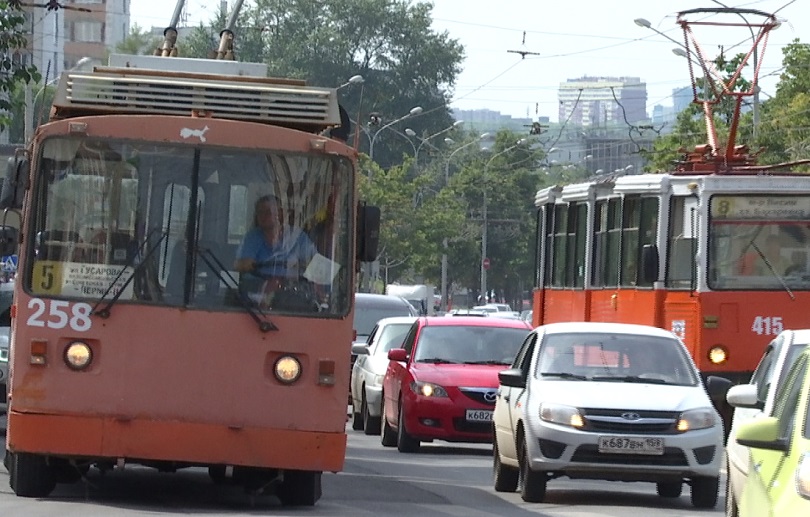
[537,333,698,386]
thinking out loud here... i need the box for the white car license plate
[465,409,493,422]
[598,436,665,455]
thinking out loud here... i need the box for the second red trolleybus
[530,8,806,392]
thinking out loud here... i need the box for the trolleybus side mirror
[1,156,28,210]
[641,244,659,284]
[356,203,380,262]
[0,225,19,256]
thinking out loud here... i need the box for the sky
[130,0,809,122]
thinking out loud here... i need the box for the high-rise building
[22,1,130,79]
[63,0,130,70]
[558,77,648,127]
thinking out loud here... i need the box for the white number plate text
[465,409,493,422]
[598,436,664,455]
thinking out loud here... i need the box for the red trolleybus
[0,49,378,503]
[531,9,803,398]
[533,173,810,384]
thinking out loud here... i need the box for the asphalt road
[0,422,725,517]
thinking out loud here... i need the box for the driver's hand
[234,257,256,273]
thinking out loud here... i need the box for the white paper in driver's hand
[304,253,340,284]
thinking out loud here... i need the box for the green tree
[645,52,754,171]
[115,23,162,56]
[756,40,810,167]
[0,1,40,132]
[186,0,463,169]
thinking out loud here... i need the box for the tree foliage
[182,0,464,169]
[645,52,755,172]
[114,23,162,56]
[0,1,40,132]
[756,40,810,167]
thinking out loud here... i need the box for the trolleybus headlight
[274,355,302,384]
[708,345,728,365]
[64,341,93,370]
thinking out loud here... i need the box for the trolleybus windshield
[28,137,353,316]
[709,195,810,290]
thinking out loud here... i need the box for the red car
[380,316,531,452]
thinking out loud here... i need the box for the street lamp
[368,106,423,164]
[440,132,489,312]
[409,120,464,170]
[337,74,364,90]
[481,139,527,301]
[26,56,94,142]
[444,132,490,184]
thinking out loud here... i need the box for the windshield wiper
[196,246,277,332]
[464,360,510,365]
[417,358,454,364]
[92,230,166,318]
[541,372,588,381]
[749,241,795,300]
[591,375,669,385]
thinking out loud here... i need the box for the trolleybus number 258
[26,298,93,332]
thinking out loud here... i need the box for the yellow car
[735,346,810,517]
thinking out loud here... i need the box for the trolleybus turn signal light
[30,339,48,365]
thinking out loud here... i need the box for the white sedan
[350,316,417,434]
[493,321,729,508]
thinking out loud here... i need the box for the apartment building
[558,77,648,127]
[22,0,130,79]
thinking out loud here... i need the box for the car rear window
[354,306,413,337]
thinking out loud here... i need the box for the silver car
[350,316,416,434]
[493,322,728,508]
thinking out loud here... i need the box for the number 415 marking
[751,316,783,336]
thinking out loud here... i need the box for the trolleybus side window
[666,196,697,289]
[549,203,586,288]
[620,196,659,288]
[592,198,621,288]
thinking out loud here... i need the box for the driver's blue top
[236,227,317,278]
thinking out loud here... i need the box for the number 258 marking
[751,316,783,336]
[27,298,93,332]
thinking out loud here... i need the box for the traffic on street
[0,424,725,517]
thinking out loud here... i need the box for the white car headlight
[539,402,584,428]
[410,381,448,397]
[797,452,810,499]
[0,348,8,363]
[677,408,717,432]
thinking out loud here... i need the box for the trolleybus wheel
[10,452,56,498]
[278,469,321,506]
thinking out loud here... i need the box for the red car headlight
[410,381,449,397]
